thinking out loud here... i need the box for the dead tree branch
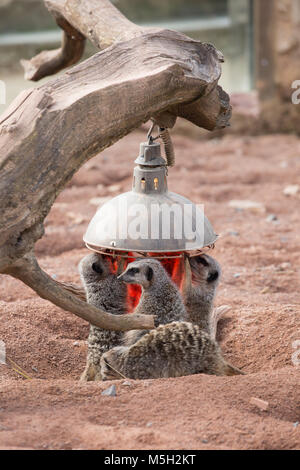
[21,16,86,81]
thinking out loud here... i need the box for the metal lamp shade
[83,141,218,254]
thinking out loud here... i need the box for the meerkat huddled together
[79,252,243,381]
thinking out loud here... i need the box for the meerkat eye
[127,267,140,276]
[207,271,219,283]
[146,266,153,281]
[92,262,103,274]
[196,256,209,267]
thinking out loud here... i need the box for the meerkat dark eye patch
[92,262,103,274]
[207,271,219,283]
[126,267,140,276]
[146,266,153,281]
[196,256,209,267]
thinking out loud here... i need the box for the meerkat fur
[78,253,127,381]
[100,321,244,380]
[118,258,187,346]
[182,254,222,339]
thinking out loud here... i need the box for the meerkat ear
[197,256,209,267]
[207,271,219,283]
[146,266,153,282]
[92,262,103,274]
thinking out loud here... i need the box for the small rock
[233,273,241,278]
[283,185,300,197]
[146,422,153,427]
[101,384,116,397]
[31,366,38,373]
[229,200,266,214]
[293,422,299,428]
[279,262,291,270]
[53,202,68,210]
[202,439,208,444]
[229,231,240,237]
[260,286,270,294]
[250,397,269,411]
[107,184,121,193]
[266,214,278,223]
[89,197,110,206]
[121,380,132,387]
[66,211,85,225]
[52,274,57,280]
[73,341,80,347]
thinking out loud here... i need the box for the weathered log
[21,16,86,81]
[0,0,231,332]
[4,252,154,331]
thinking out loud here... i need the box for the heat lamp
[83,127,218,311]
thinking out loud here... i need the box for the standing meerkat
[182,254,222,340]
[78,253,127,381]
[100,321,244,380]
[118,258,187,346]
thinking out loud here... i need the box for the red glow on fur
[103,252,184,314]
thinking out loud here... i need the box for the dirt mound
[0,131,299,449]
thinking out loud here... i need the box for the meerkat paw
[80,361,101,382]
[100,347,128,381]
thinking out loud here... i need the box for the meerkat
[78,253,127,381]
[182,254,222,340]
[100,321,244,380]
[118,258,187,346]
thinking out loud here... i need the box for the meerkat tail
[223,362,245,376]
[182,255,192,297]
[209,305,231,340]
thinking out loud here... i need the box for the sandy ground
[0,130,299,450]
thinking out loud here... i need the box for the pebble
[66,211,85,225]
[293,422,299,428]
[107,184,121,193]
[229,200,266,214]
[278,262,291,270]
[101,384,116,397]
[260,287,270,294]
[266,214,278,223]
[233,273,242,278]
[146,422,153,427]
[73,341,80,347]
[250,397,269,411]
[89,197,110,206]
[283,185,300,196]
[121,380,132,387]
